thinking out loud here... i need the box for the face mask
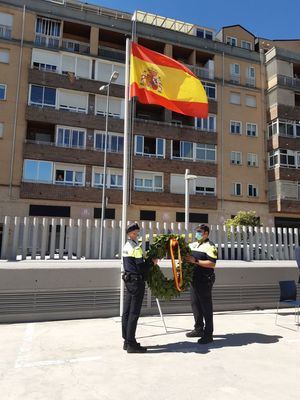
[195,232,203,241]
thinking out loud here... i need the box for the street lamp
[185,168,197,232]
[98,70,119,259]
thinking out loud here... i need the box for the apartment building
[0,0,297,228]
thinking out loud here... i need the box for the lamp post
[98,70,119,259]
[184,169,197,232]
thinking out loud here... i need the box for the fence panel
[1,217,299,261]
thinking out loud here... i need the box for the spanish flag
[130,42,208,118]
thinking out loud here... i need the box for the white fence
[0,216,299,261]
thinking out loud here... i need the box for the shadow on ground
[146,332,283,354]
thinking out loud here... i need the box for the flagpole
[120,37,131,316]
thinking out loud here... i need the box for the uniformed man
[121,223,157,353]
[185,224,217,344]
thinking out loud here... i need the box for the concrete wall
[0,260,298,323]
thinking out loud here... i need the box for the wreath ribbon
[169,238,183,291]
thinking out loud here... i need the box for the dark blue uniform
[121,239,148,346]
[189,239,217,338]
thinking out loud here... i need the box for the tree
[225,211,261,231]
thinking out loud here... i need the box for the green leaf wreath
[145,234,194,301]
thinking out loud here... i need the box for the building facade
[0,0,298,228]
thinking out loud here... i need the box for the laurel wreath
[145,234,194,301]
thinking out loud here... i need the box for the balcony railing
[230,74,240,84]
[278,74,300,90]
[0,25,11,39]
[135,117,215,132]
[185,64,214,80]
[62,39,90,54]
[246,77,256,87]
[98,46,126,63]
[35,34,60,49]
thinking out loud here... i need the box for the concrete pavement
[0,309,299,400]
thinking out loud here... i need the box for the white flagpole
[120,38,131,316]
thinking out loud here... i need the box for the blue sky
[90,0,299,40]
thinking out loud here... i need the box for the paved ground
[0,309,299,400]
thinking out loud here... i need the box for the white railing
[62,39,90,54]
[0,25,11,39]
[35,34,60,48]
[0,217,299,261]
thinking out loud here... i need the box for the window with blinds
[95,95,124,118]
[96,60,125,85]
[58,90,88,113]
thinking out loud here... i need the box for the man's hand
[152,258,159,265]
[185,255,197,264]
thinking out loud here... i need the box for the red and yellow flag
[130,42,208,118]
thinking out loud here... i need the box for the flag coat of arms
[130,42,208,118]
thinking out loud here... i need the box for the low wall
[0,260,299,323]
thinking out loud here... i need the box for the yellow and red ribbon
[169,238,183,292]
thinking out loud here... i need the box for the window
[268,150,279,168]
[245,95,256,107]
[247,153,258,167]
[230,92,240,104]
[61,54,91,79]
[94,208,116,219]
[35,16,61,48]
[195,144,216,162]
[248,184,258,197]
[196,28,213,40]
[56,126,86,148]
[0,12,13,39]
[23,159,53,183]
[196,114,216,132]
[172,140,193,160]
[135,135,165,158]
[226,36,237,46]
[55,164,85,186]
[241,40,252,50]
[95,95,124,118]
[232,183,242,196]
[246,67,256,87]
[0,84,7,100]
[230,151,242,165]
[94,132,124,153]
[230,121,242,134]
[230,64,240,84]
[58,89,87,113]
[279,149,296,168]
[134,171,163,192]
[92,167,123,189]
[0,122,4,138]
[140,210,156,221]
[195,177,216,196]
[269,119,300,138]
[176,212,208,223]
[246,123,257,137]
[29,205,70,217]
[202,82,216,99]
[29,85,56,108]
[96,61,125,85]
[0,49,9,63]
[32,48,59,72]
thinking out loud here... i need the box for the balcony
[98,46,125,63]
[277,74,300,90]
[246,77,256,87]
[35,34,60,49]
[62,39,90,54]
[0,25,11,39]
[185,64,214,80]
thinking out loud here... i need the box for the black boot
[127,343,147,353]
[186,329,204,338]
[198,336,213,344]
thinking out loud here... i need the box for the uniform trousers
[190,272,215,337]
[122,280,145,344]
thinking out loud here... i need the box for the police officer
[121,223,158,353]
[185,224,217,344]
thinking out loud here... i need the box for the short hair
[126,222,140,234]
[196,224,210,234]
